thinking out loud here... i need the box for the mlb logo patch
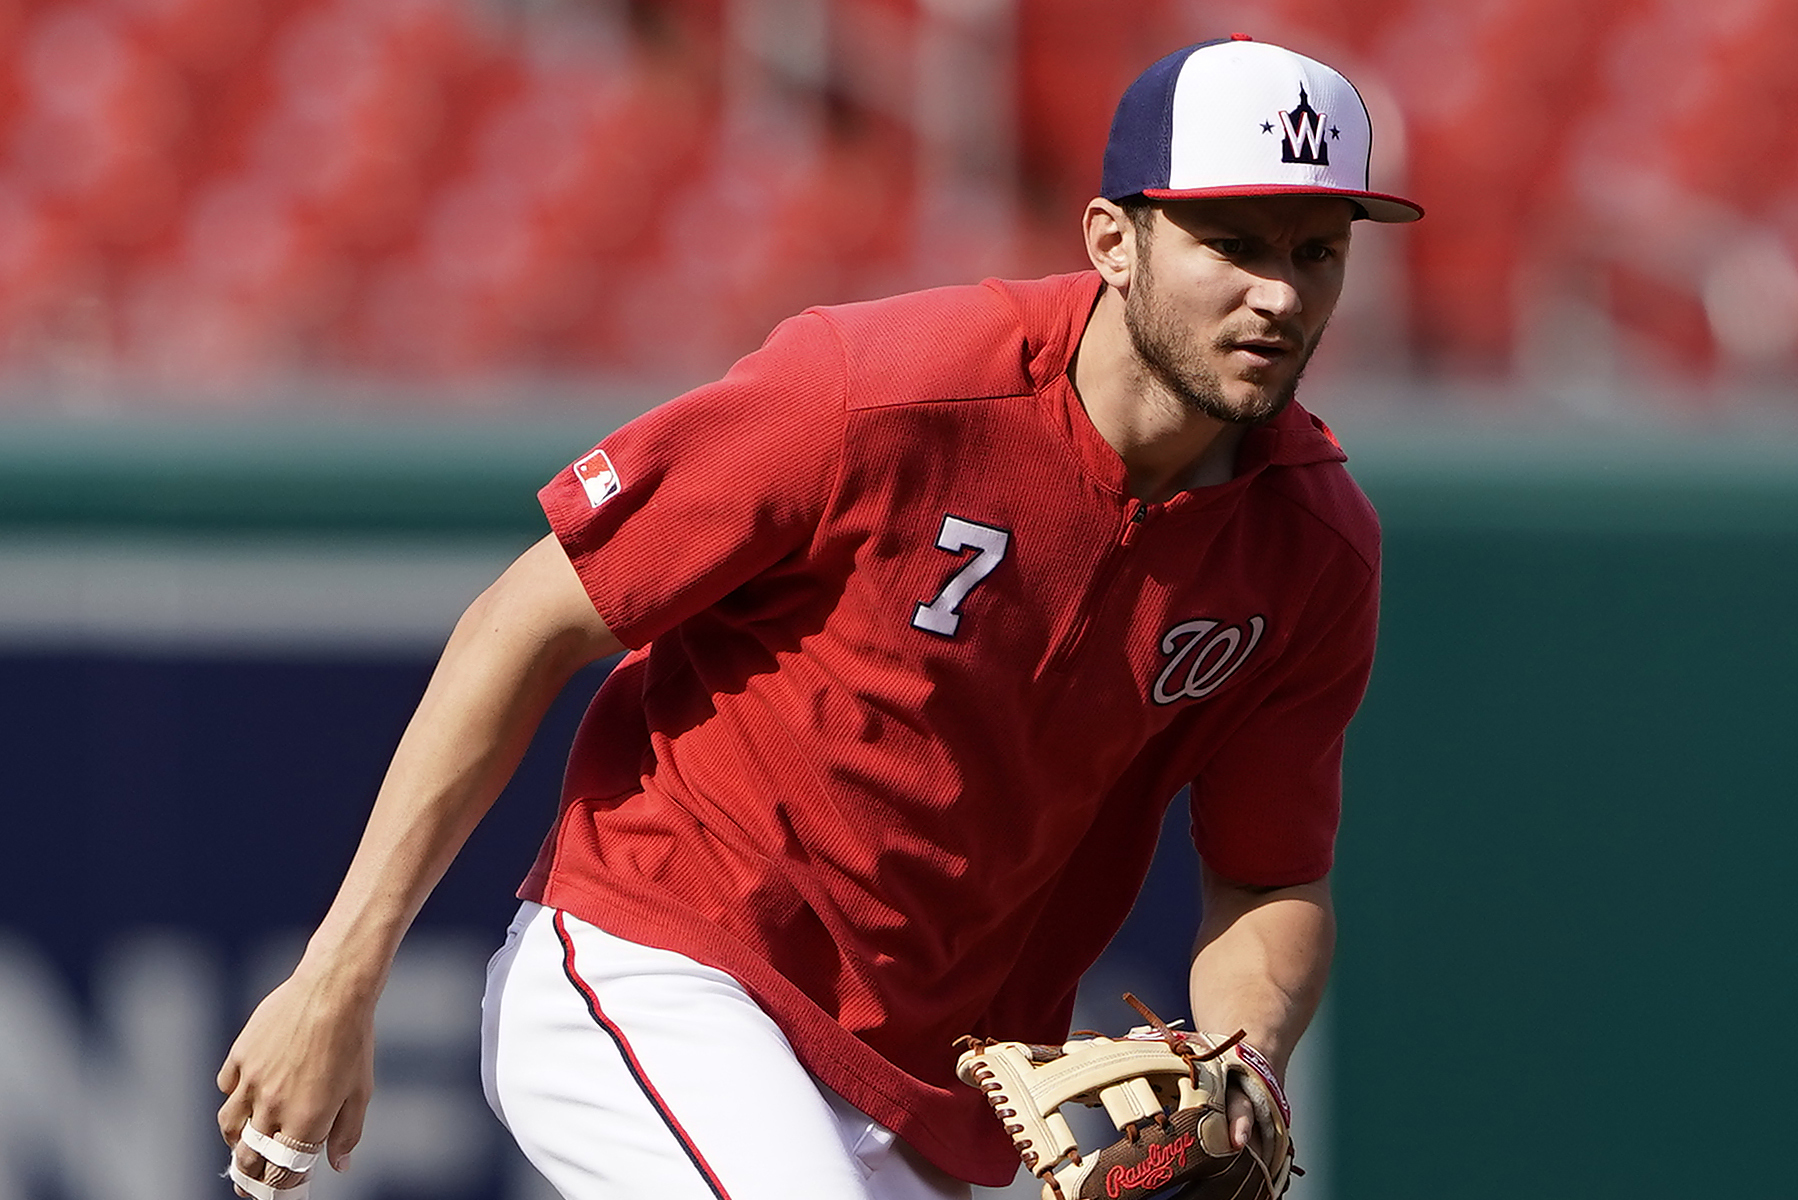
[573,448,621,508]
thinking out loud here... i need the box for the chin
[1211,380,1295,426]
[1139,336,1311,427]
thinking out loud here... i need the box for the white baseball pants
[481,901,973,1200]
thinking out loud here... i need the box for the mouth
[1223,339,1296,367]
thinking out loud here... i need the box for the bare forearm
[217,535,619,1179]
[1188,869,1335,1077]
[296,537,619,993]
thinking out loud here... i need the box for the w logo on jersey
[1151,616,1266,706]
[1278,86,1330,165]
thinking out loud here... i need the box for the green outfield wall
[1334,429,1798,1200]
[4,415,1794,1199]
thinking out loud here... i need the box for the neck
[1072,286,1248,504]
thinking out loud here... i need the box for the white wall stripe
[0,536,524,652]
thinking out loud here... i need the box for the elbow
[451,543,624,676]
[1196,865,1334,946]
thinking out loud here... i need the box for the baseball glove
[954,994,1297,1200]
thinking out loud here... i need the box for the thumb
[1226,1085,1256,1150]
[327,1095,368,1172]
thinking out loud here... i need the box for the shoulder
[1253,408,1382,574]
[803,273,1097,411]
[1270,461,1381,574]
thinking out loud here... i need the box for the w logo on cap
[1278,86,1330,166]
[1099,38,1423,222]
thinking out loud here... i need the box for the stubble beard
[1123,250,1324,427]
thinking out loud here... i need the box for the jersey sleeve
[539,312,847,649]
[1189,565,1379,887]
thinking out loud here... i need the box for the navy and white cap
[1102,35,1423,223]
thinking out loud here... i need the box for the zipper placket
[1046,498,1146,674]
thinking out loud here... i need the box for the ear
[1083,199,1137,289]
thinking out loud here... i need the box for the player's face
[1124,196,1353,425]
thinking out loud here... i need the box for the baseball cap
[1101,35,1424,223]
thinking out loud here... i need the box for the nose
[1245,269,1302,321]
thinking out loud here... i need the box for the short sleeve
[539,312,847,648]
[1190,566,1379,887]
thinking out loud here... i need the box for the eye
[1296,242,1339,264]
[1208,237,1251,257]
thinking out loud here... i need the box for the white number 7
[912,515,1011,637]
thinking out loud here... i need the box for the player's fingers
[232,1139,270,1180]
[218,1087,252,1146]
[228,1138,275,1200]
[1226,1084,1255,1150]
[216,1093,253,1197]
[217,1056,241,1094]
[325,1090,369,1171]
[231,1121,325,1197]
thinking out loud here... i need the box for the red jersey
[525,272,1379,1185]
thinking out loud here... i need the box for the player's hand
[1226,1081,1264,1155]
[216,967,377,1196]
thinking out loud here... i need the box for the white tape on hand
[238,1124,323,1173]
[227,1161,309,1200]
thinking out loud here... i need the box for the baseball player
[217,36,1420,1200]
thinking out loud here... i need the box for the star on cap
[1261,120,1274,133]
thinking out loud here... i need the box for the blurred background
[0,0,1792,399]
[2,0,1795,1198]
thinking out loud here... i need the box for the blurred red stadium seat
[0,0,1790,397]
